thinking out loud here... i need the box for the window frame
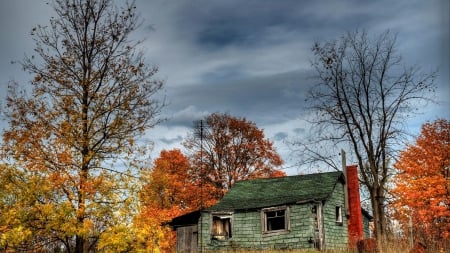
[335,206,343,225]
[261,206,290,236]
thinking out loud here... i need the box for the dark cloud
[1,0,448,172]
[163,70,312,126]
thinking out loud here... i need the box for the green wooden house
[171,166,372,252]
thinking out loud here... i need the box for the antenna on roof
[194,119,206,253]
[194,119,206,209]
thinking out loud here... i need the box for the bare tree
[301,30,436,245]
[2,0,163,252]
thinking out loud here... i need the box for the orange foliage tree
[137,149,217,251]
[184,113,285,199]
[392,119,450,242]
[141,149,215,212]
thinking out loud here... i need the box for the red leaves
[141,149,208,212]
[187,113,285,195]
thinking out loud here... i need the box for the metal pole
[194,119,205,253]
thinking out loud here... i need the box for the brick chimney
[346,165,363,248]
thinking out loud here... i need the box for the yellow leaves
[132,210,175,252]
[0,225,32,249]
[0,161,143,250]
[1,0,165,251]
[98,223,168,253]
[79,219,94,237]
[98,225,133,253]
[0,202,33,248]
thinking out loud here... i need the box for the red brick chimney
[346,165,363,248]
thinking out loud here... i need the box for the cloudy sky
[1,0,449,174]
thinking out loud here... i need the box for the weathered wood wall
[176,225,198,253]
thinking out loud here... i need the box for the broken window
[312,204,324,250]
[262,206,289,234]
[211,214,232,240]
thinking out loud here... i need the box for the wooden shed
[171,166,372,252]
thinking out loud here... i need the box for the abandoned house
[170,165,372,252]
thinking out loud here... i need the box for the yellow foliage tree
[1,0,163,252]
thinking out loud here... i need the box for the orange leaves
[141,149,203,213]
[138,149,198,251]
[392,119,450,241]
[268,169,286,178]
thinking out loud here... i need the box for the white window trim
[336,206,343,224]
[261,206,290,236]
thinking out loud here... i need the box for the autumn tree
[184,113,284,199]
[140,149,216,213]
[136,149,216,251]
[392,119,450,243]
[0,164,49,251]
[1,0,163,252]
[298,30,436,244]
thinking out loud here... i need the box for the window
[211,214,232,240]
[262,206,290,234]
[336,206,343,224]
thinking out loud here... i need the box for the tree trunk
[371,187,388,251]
[75,235,85,253]
[75,173,87,253]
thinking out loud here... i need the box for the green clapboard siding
[196,172,351,251]
[199,205,319,251]
[322,181,348,249]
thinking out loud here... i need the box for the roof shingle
[208,171,344,211]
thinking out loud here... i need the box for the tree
[2,0,163,252]
[302,30,436,244]
[392,119,450,243]
[184,113,284,199]
[140,149,216,213]
[0,164,41,251]
[137,149,216,251]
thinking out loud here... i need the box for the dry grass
[204,239,450,253]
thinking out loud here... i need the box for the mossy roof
[208,171,344,211]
